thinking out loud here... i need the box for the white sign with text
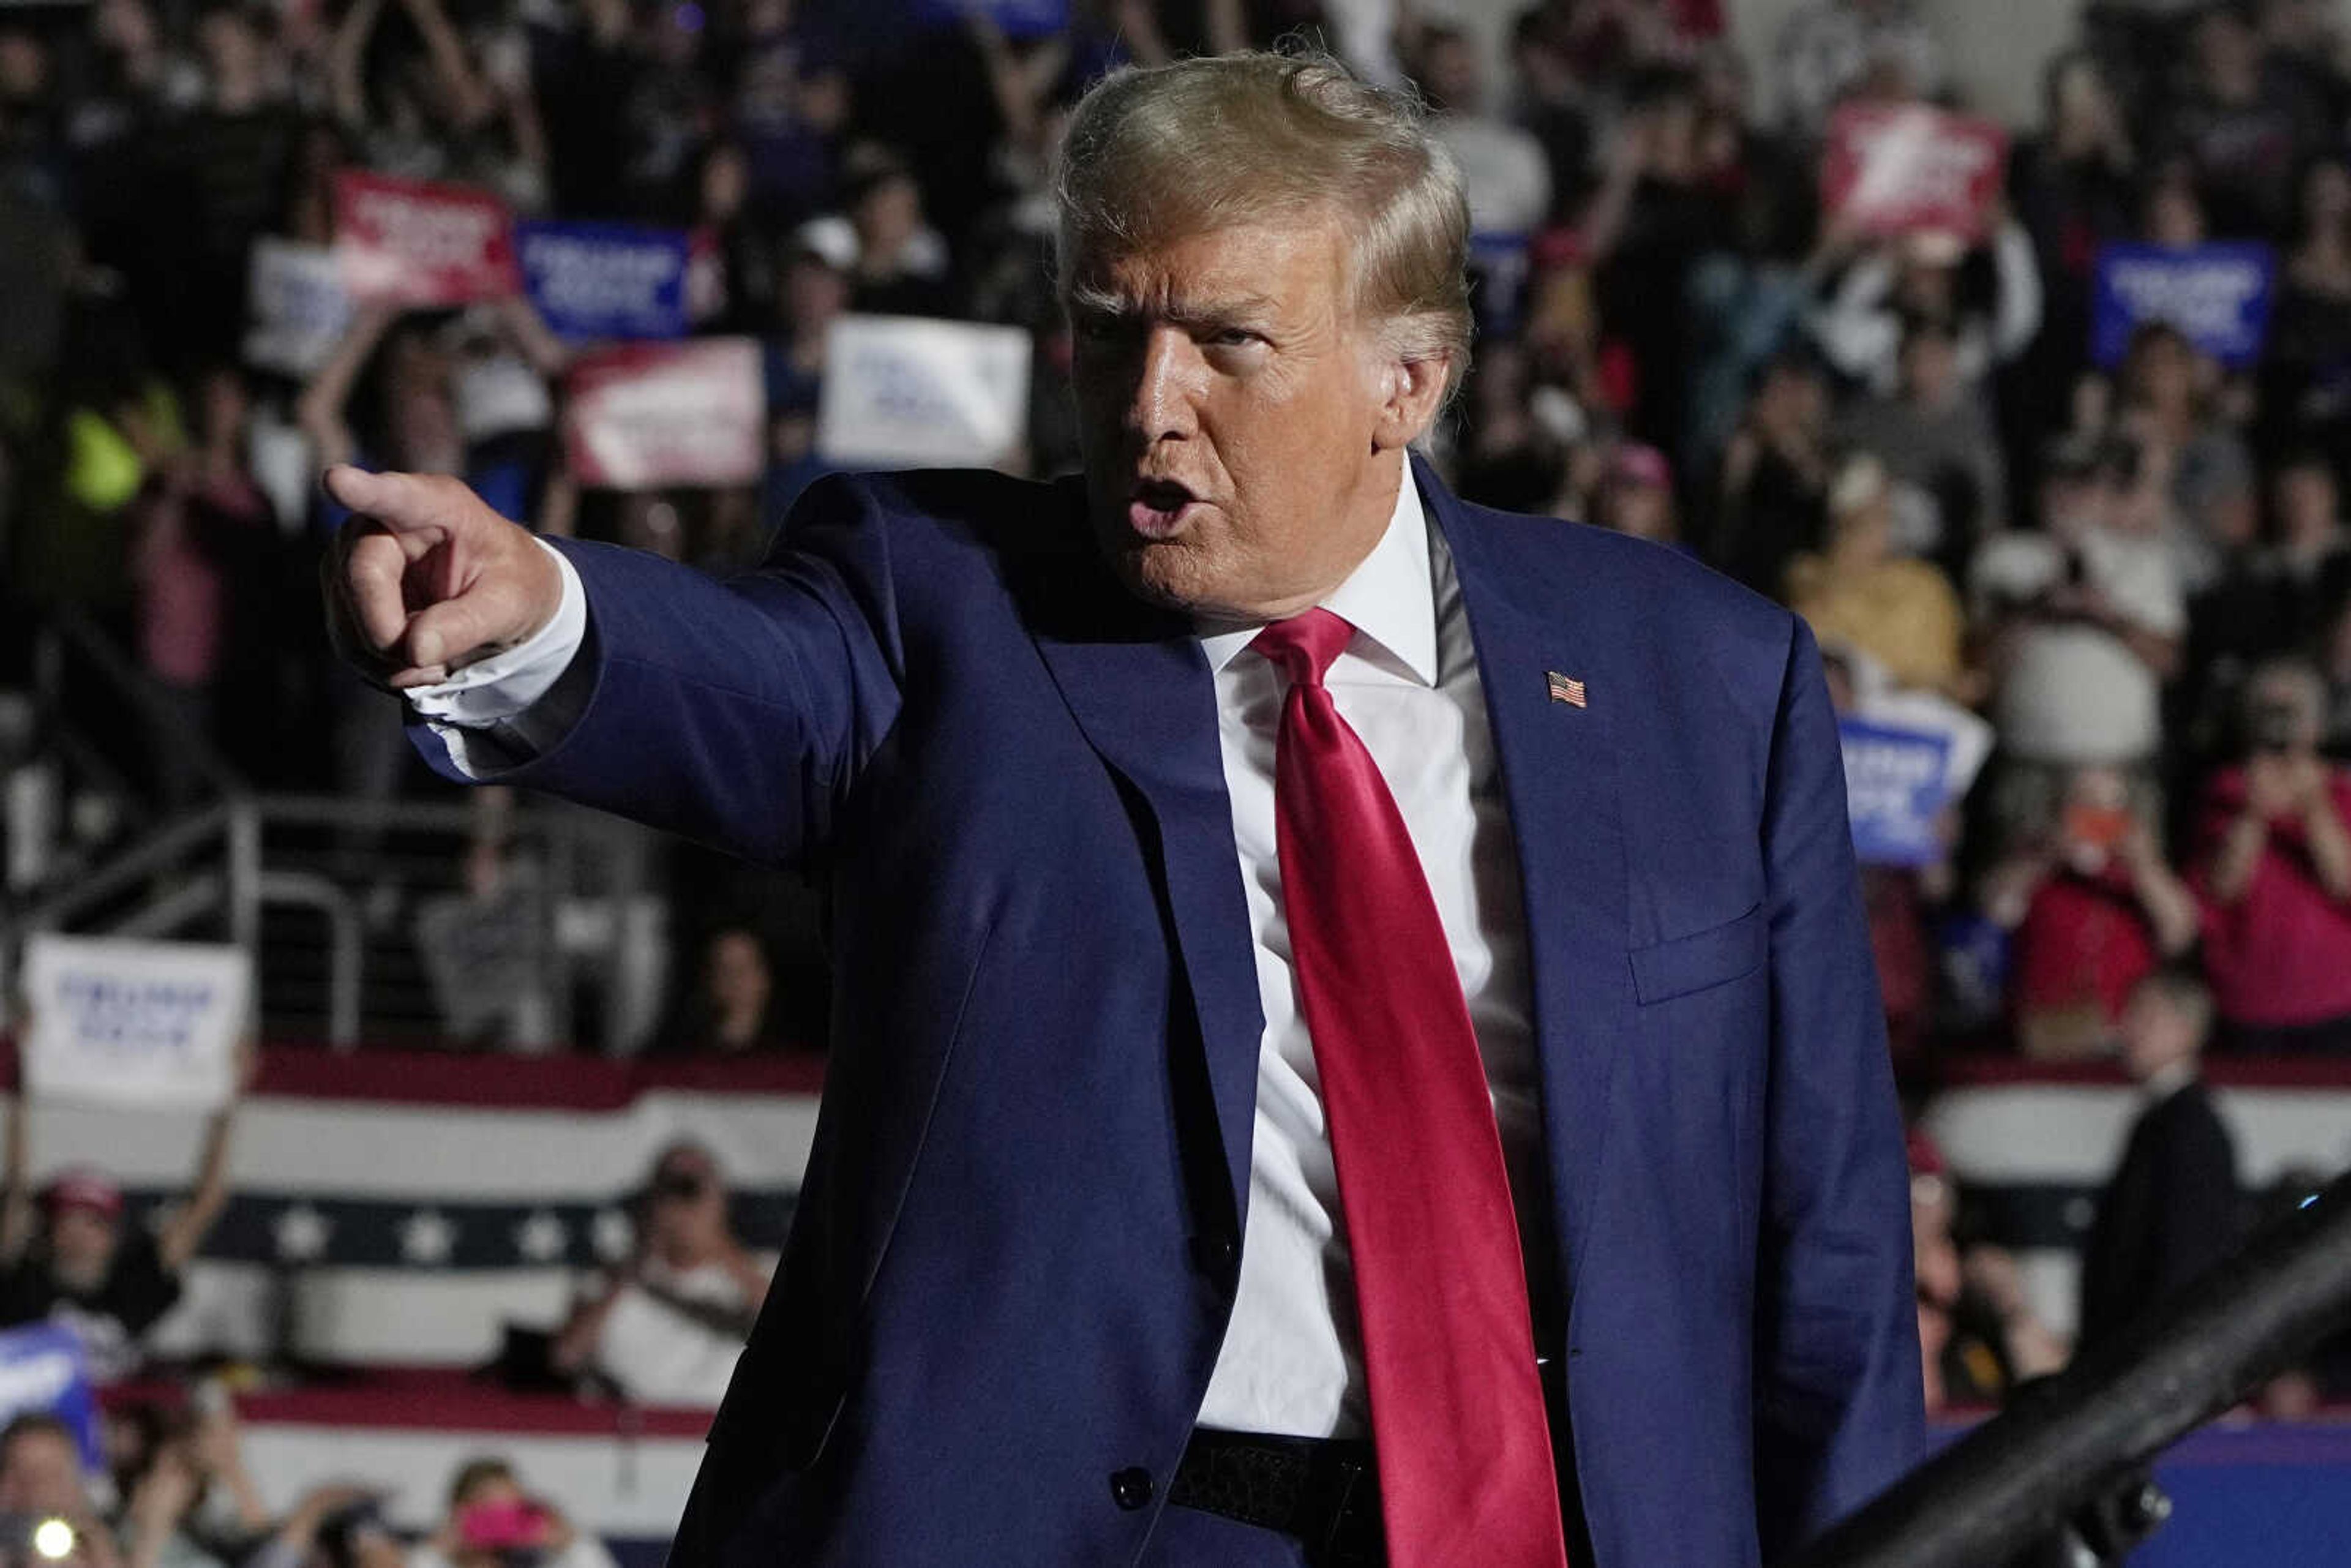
[21,936,250,1110]
[818,315,1032,469]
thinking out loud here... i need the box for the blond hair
[1055,51,1472,396]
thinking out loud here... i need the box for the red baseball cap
[40,1168,124,1220]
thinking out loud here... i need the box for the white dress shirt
[1191,473,1542,1437]
[407,471,1543,1441]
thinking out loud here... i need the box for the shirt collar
[1196,469,1439,686]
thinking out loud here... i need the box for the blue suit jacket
[418,457,1923,1567]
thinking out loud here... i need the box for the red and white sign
[332,170,519,307]
[563,338,766,489]
[1820,103,2009,246]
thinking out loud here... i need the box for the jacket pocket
[1629,902,1766,1005]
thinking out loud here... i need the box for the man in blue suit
[324,51,1920,1568]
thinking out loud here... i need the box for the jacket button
[1109,1467,1154,1510]
[1190,1233,1237,1275]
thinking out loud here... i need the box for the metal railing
[4,792,664,1052]
[2,615,665,1052]
[1785,1165,2351,1568]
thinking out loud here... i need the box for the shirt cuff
[405,538,592,775]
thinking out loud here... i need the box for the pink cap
[1610,443,1671,490]
[40,1168,124,1220]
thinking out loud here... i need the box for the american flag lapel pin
[1547,670,1587,708]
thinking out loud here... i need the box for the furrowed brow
[1064,281,1277,332]
[1165,295,1278,333]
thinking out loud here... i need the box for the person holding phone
[406,1460,612,1568]
[2191,658,2351,1051]
[548,1145,771,1407]
[1987,765,2200,1062]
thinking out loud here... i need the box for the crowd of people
[0,1404,620,1568]
[3,0,2351,1544]
[0,1031,775,1562]
[7,0,2351,1068]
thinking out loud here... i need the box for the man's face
[644,1148,728,1254]
[1068,218,1420,622]
[1422,37,1480,114]
[1602,480,1672,541]
[2132,336,2195,407]
[0,31,45,103]
[2041,471,2100,536]
[197,12,260,92]
[2120,990,2200,1081]
[2248,673,2324,754]
[853,176,921,258]
[48,1209,118,1289]
[782,257,847,336]
[0,1431,86,1518]
[707,931,770,1014]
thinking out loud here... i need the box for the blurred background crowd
[4,0,2351,1559]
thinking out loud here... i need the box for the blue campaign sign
[0,1325,103,1472]
[516,220,695,343]
[1838,718,1953,868]
[912,0,1068,39]
[2091,242,2275,369]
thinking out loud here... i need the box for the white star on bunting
[399,1209,457,1266]
[514,1210,569,1264]
[274,1204,332,1262]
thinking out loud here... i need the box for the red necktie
[1252,609,1570,1568]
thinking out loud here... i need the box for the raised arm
[321,467,906,867]
[327,0,386,130]
[1752,619,1925,1555]
[295,304,400,473]
[156,1040,252,1273]
[394,0,497,132]
[1,1041,31,1265]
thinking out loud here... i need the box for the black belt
[1166,1428,1387,1567]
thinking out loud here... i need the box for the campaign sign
[1820,103,2009,244]
[913,0,1068,39]
[332,170,517,307]
[516,220,696,342]
[20,935,250,1111]
[2091,242,2276,369]
[817,315,1031,469]
[564,338,766,489]
[243,238,354,379]
[0,1327,102,1472]
[1839,718,1954,868]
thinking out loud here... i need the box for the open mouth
[1127,478,1200,539]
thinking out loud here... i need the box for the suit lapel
[1025,465,1632,1289]
[1419,456,1632,1300]
[1027,547,1263,1237]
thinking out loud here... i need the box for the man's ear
[1372,352,1453,452]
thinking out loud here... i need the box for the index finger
[324,465,462,539]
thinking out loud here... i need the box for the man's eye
[1205,329,1259,348]
[1075,316,1127,343]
